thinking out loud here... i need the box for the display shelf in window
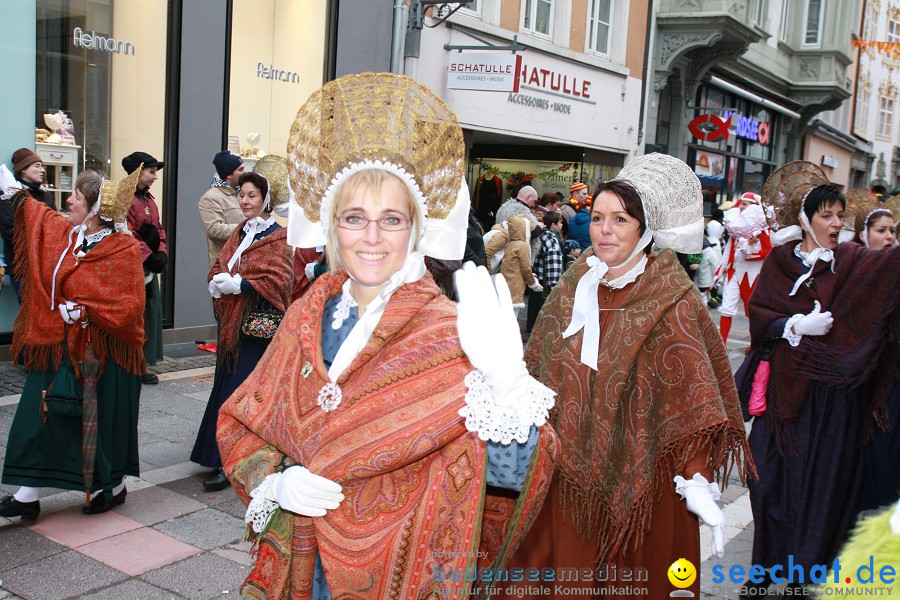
[35,142,80,211]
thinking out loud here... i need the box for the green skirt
[144,275,164,365]
[2,358,141,493]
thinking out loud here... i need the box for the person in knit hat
[561,181,588,222]
[199,151,245,268]
[0,148,56,301]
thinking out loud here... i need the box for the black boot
[142,373,159,385]
[203,467,230,492]
[82,487,127,515]
[0,495,41,522]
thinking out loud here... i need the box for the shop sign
[257,63,301,84]
[73,27,135,56]
[688,114,731,143]
[722,110,771,145]
[447,53,521,92]
[506,92,572,114]
[518,61,593,102]
[822,155,839,168]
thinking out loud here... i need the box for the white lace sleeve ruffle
[459,370,555,445]
[783,314,804,347]
[673,473,722,501]
[245,473,280,534]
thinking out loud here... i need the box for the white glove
[58,301,82,324]
[675,473,725,557]
[208,279,222,298]
[792,300,833,337]
[213,272,242,295]
[454,262,529,403]
[528,279,544,293]
[266,466,344,517]
[304,262,317,281]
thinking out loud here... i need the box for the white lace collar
[85,227,114,246]
[599,254,648,290]
[331,282,359,330]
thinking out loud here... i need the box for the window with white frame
[889,19,900,43]
[878,95,894,138]
[856,85,870,132]
[755,0,768,27]
[523,0,553,36]
[458,0,481,17]
[779,0,790,41]
[864,3,877,41]
[802,0,824,46]
[588,0,612,56]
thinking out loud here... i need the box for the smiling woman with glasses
[215,73,557,600]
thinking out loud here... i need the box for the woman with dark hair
[501,154,749,600]
[534,192,561,222]
[743,162,900,595]
[1,169,145,520]
[190,169,294,492]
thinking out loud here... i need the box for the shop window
[35,0,168,188]
[856,85,871,132]
[522,0,553,37]
[889,19,900,42]
[802,0,824,47]
[877,95,894,138]
[587,0,612,57]
[227,1,328,172]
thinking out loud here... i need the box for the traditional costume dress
[742,162,900,582]
[500,154,750,600]
[1,168,145,516]
[216,73,557,600]
[190,156,294,474]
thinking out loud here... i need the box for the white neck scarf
[227,214,274,271]
[327,251,427,381]
[789,212,835,296]
[562,228,653,370]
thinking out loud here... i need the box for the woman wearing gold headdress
[742,162,899,594]
[0,169,146,521]
[190,161,294,493]
[216,73,557,599]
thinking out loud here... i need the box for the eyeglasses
[335,214,411,231]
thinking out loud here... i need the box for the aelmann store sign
[723,110,771,145]
[447,53,522,92]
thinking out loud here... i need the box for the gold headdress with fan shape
[287,73,465,223]
[882,195,900,222]
[99,163,142,224]
[761,161,830,229]
[842,188,880,235]
[252,154,291,208]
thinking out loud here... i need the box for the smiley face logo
[667,558,696,589]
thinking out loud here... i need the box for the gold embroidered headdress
[842,188,879,236]
[252,154,291,210]
[98,163,142,228]
[761,161,830,230]
[285,72,469,259]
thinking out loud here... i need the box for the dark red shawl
[748,241,900,446]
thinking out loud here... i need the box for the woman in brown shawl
[742,163,899,595]
[190,170,294,492]
[501,154,749,600]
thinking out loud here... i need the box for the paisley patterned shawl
[526,249,749,562]
[11,194,145,376]
[210,221,294,371]
[748,241,900,446]
[217,271,556,600]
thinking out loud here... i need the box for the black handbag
[240,308,284,341]
[41,356,83,418]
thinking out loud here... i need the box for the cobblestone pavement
[0,313,768,599]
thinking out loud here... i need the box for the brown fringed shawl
[748,241,900,447]
[217,272,557,600]
[525,249,749,563]
[209,221,293,371]
[11,194,145,376]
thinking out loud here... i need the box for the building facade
[647,0,854,203]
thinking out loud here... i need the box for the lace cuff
[673,473,722,501]
[459,370,555,445]
[783,314,804,347]
[245,473,280,534]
